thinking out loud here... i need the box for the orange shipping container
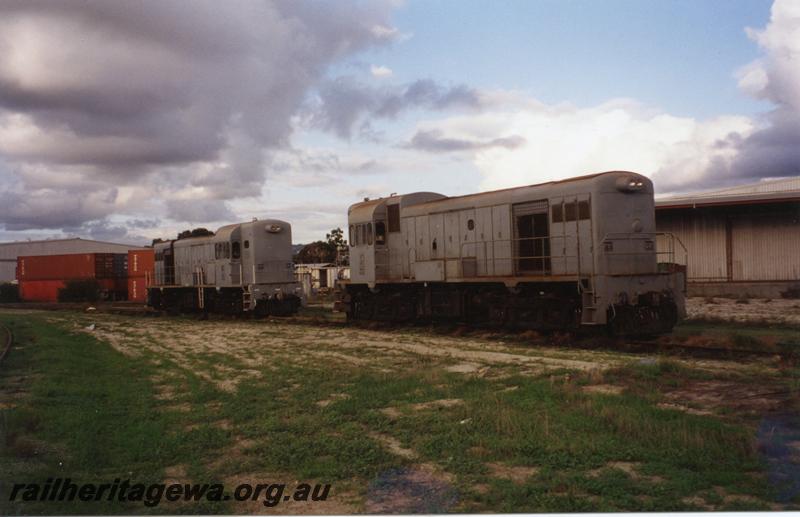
[128,249,154,277]
[17,253,126,281]
[128,276,149,303]
[19,280,64,302]
[19,278,121,302]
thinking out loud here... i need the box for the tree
[177,228,215,240]
[326,227,346,248]
[295,241,335,264]
[294,227,348,264]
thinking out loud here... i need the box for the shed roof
[0,236,140,248]
[656,176,800,209]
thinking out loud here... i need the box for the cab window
[551,204,563,223]
[366,223,373,245]
[388,204,400,232]
[375,221,386,245]
[349,225,355,247]
[232,241,241,259]
[564,202,577,222]
[578,200,590,220]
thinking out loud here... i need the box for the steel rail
[0,321,13,365]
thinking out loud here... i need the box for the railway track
[0,321,13,365]
[618,338,787,360]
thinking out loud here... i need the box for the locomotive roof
[348,171,647,220]
[348,192,446,222]
[155,219,291,247]
[407,170,642,210]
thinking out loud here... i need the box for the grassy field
[1,307,799,513]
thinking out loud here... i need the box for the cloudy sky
[0,0,797,244]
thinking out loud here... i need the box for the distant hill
[292,243,305,255]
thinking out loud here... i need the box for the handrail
[374,231,687,281]
[601,232,687,266]
[150,260,291,287]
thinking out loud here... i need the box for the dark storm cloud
[308,77,484,139]
[0,187,118,231]
[0,0,397,234]
[166,199,236,224]
[406,129,526,153]
[726,108,800,182]
[657,1,800,191]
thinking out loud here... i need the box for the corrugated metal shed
[0,237,142,283]
[656,176,800,209]
[655,176,800,296]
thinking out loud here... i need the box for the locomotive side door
[512,200,550,275]
[491,206,512,276]
[163,243,175,285]
[401,216,416,279]
[230,240,242,285]
[383,202,402,279]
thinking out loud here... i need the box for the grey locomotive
[148,219,302,316]
[338,171,686,335]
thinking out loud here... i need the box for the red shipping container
[19,278,120,302]
[127,249,154,303]
[19,280,64,302]
[17,253,127,281]
[128,249,154,277]
[128,277,149,303]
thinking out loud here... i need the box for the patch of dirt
[366,465,457,514]
[656,402,713,416]
[379,406,403,419]
[328,334,606,372]
[368,432,417,460]
[485,462,538,483]
[316,393,350,407]
[213,419,233,430]
[682,495,715,510]
[581,384,624,395]
[225,473,359,515]
[379,398,463,419]
[445,363,483,374]
[664,380,791,416]
[683,486,785,511]
[687,297,800,326]
[163,464,190,484]
[410,398,464,411]
[163,402,191,413]
[67,311,629,403]
[588,462,663,483]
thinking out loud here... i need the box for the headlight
[616,176,645,192]
[266,224,283,233]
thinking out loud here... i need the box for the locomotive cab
[348,192,446,286]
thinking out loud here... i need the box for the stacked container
[127,249,155,303]
[17,253,128,302]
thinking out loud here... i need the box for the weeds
[0,310,793,513]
